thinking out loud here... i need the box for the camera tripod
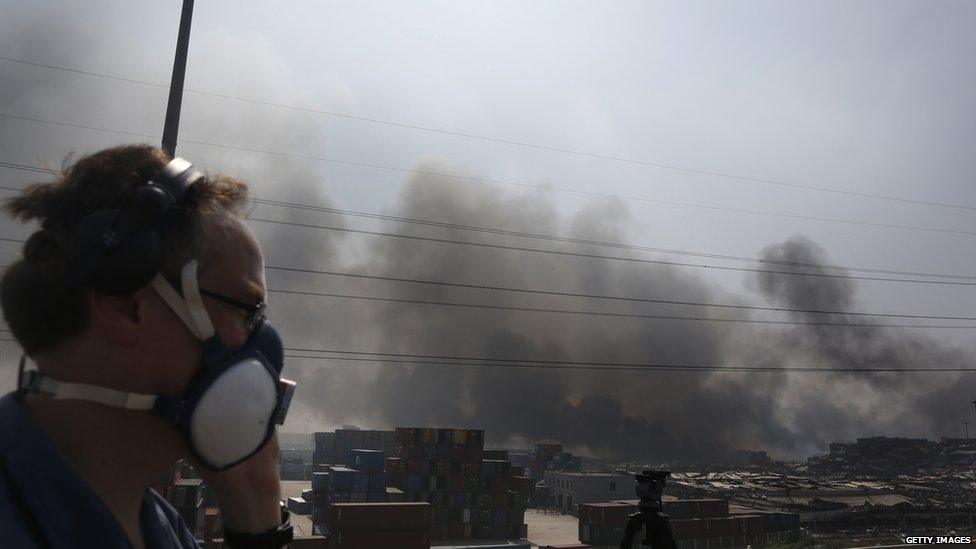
[619,470,678,549]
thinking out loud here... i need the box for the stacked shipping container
[310,449,391,535]
[578,502,632,546]
[313,430,395,466]
[529,443,582,480]
[387,427,529,541]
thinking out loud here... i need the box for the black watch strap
[223,503,293,549]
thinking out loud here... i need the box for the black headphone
[67,157,204,295]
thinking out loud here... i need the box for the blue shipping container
[327,466,355,491]
[367,491,386,502]
[405,475,425,493]
[312,472,330,490]
[351,471,370,493]
[346,449,386,472]
[368,472,387,492]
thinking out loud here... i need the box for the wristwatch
[223,502,294,548]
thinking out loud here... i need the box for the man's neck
[23,394,183,549]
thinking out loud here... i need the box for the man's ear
[89,290,145,347]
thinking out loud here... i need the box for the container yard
[388,427,531,542]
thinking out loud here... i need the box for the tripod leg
[619,512,644,549]
[647,512,678,549]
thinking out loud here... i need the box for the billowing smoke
[272,166,971,462]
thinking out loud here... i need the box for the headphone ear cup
[131,183,175,223]
[69,210,164,295]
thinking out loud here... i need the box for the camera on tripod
[634,470,670,510]
[620,470,677,549]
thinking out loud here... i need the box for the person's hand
[198,432,282,533]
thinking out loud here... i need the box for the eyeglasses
[199,288,267,332]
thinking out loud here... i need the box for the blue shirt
[0,393,200,548]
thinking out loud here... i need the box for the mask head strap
[150,260,215,341]
[18,369,157,411]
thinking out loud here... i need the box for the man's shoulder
[0,459,45,547]
[0,393,48,546]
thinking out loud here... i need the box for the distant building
[728,449,773,466]
[808,436,941,475]
[279,447,313,480]
[543,471,633,515]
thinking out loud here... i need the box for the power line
[281,349,976,373]
[252,217,976,286]
[264,265,976,321]
[253,199,976,280]
[5,160,975,280]
[0,237,968,323]
[3,114,976,237]
[267,286,976,328]
[3,167,976,287]
[0,224,970,320]
[0,162,59,176]
[3,55,974,213]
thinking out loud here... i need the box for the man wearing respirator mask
[0,145,297,548]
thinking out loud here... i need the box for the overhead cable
[268,286,976,328]
[4,161,974,279]
[2,113,975,237]
[264,265,976,321]
[3,55,974,212]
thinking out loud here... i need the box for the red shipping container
[579,503,633,526]
[328,502,431,531]
[737,515,765,534]
[509,476,536,495]
[329,529,430,549]
[493,492,508,507]
[670,519,708,540]
[490,478,509,493]
[466,447,483,463]
[704,517,738,537]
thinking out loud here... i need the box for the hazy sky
[2,1,975,458]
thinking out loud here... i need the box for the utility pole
[966,421,971,440]
[161,0,196,157]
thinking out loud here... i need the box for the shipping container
[327,466,356,492]
[579,502,634,526]
[351,472,369,493]
[287,497,312,515]
[346,449,385,472]
[328,529,430,549]
[313,472,330,490]
[368,472,387,492]
[328,502,431,530]
[349,492,367,503]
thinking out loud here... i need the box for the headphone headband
[67,157,205,294]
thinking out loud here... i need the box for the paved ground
[524,509,580,547]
